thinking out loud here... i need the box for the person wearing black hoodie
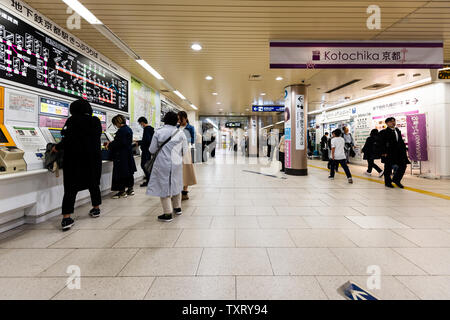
[52,99,103,231]
[362,129,384,178]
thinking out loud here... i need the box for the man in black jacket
[320,132,329,161]
[135,117,154,187]
[379,117,411,188]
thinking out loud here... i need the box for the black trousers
[279,151,285,171]
[141,159,150,182]
[384,161,406,185]
[62,185,102,215]
[367,159,382,173]
[330,159,352,178]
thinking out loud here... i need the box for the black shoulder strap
[155,129,180,154]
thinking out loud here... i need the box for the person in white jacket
[147,112,188,222]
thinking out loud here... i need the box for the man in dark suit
[320,132,329,161]
[135,117,154,187]
[379,117,411,188]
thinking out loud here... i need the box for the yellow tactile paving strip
[308,164,450,201]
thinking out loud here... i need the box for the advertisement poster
[5,90,38,124]
[295,94,305,150]
[284,88,292,168]
[406,113,428,161]
[130,77,161,135]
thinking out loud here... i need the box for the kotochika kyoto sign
[269,41,443,69]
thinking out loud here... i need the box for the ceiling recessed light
[260,93,266,96]
[413,73,421,77]
[63,0,102,24]
[191,43,202,51]
[205,76,213,80]
[190,104,198,110]
[173,90,186,100]
[397,73,406,77]
[217,102,221,105]
[276,77,283,81]
[212,92,218,95]
[136,59,164,80]
[219,109,223,111]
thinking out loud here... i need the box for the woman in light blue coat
[147,112,188,222]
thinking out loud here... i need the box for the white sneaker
[378,170,384,178]
[363,172,371,176]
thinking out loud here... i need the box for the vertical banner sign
[406,113,428,161]
[284,88,292,168]
[295,94,305,150]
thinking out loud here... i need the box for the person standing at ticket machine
[134,117,154,187]
[106,115,137,198]
[52,99,103,231]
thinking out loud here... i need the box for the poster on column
[284,88,292,168]
[130,77,161,136]
[406,113,428,161]
[295,94,305,150]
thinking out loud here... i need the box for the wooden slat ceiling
[26,0,450,115]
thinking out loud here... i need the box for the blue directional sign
[252,105,285,112]
[338,281,379,300]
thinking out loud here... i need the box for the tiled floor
[1,152,450,300]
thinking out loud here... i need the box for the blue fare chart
[0,8,128,112]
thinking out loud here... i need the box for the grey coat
[146,125,188,198]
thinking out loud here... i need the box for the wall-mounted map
[0,8,128,112]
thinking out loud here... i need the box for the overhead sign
[338,281,378,301]
[252,105,284,112]
[225,122,241,128]
[438,65,450,79]
[270,41,443,69]
[0,7,129,111]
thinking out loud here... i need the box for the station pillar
[248,115,258,157]
[284,84,308,176]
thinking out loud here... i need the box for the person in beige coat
[178,111,197,200]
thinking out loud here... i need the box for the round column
[283,84,308,176]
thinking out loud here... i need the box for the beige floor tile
[331,248,426,276]
[396,276,450,300]
[211,216,259,229]
[39,248,138,276]
[274,206,319,216]
[286,200,328,207]
[256,216,308,229]
[0,278,67,300]
[237,276,327,300]
[316,207,363,216]
[49,230,129,248]
[393,229,450,247]
[119,248,203,276]
[106,206,157,217]
[145,276,235,300]
[160,216,213,229]
[320,199,366,207]
[392,217,450,229]
[107,217,162,230]
[236,229,295,247]
[303,216,360,229]
[175,229,235,247]
[0,229,75,248]
[316,276,418,300]
[351,206,404,216]
[394,248,450,275]
[268,248,350,276]
[193,207,235,216]
[197,248,273,276]
[341,229,417,248]
[113,229,181,248]
[235,206,276,216]
[53,277,155,300]
[345,216,409,229]
[390,206,449,217]
[0,249,71,276]
[288,229,356,248]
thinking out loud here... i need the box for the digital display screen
[0,8,128,112]
[93,109,107,123]
[49,129,62,143]
[0,128,8,143]
[40,97,69,117]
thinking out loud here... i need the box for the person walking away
[52,99,103,231]
[177,111,197,201]
[278,134,286,172]
[342,126,355,164]
[320,132,329,161]
[327,132,339,173]
[135,117,154,187]
[379,117,410,188]
[362,129,384,177]
[329,129,353,183]
[107,115,137,198]
[147,112,188,222]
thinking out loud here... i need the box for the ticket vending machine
[41,127,62,144]
[0,146,26,174]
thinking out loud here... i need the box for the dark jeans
[330,159,352,178]
[367,159,382,173]
[62,185,102,215]
[141,161,150,182]
[279,152,285,171]
[384,162,406,185]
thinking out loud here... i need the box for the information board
[0,8,128,111]
[252,105,284,112]
[39,97,69,117]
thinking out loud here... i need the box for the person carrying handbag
[146,112,188,222]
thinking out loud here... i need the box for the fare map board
[0,8,128,111]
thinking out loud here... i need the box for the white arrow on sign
[351,289,369,300]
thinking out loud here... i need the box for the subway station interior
[0,0,450,303]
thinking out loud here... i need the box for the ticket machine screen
[49,129,62,143]
[0,128,8,144]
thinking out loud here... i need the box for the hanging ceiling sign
[270,41,443,69]
[252,105,284,112]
